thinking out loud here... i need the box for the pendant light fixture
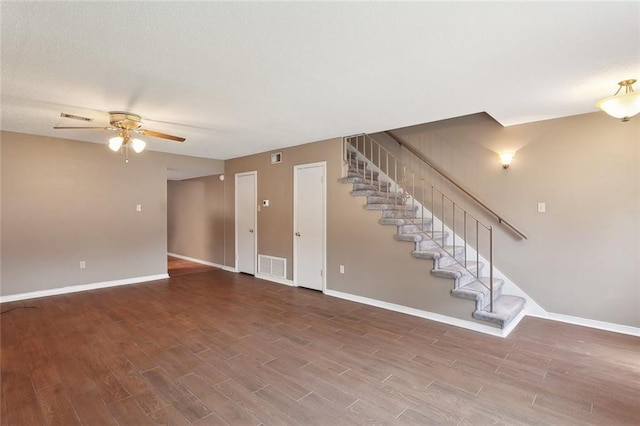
[596,79,640,122]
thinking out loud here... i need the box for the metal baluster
[362,135,365,178]
[464,211,467,268]
[412,172,415,220]
[386,152,389,199]
[452,204,456,259]
[476,221,479,279]
[421,179,425,232]
[394,159,398,195]
[431,186,434,236]
[378,144,382,193]
[489,226,494,313]
[368,137,372,184]
[441,193,445,247]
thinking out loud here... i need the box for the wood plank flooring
[1,262,639,425]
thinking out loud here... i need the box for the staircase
[339,135,526,330]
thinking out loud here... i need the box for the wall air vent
[60,112,93,122]
[258,254,286,279]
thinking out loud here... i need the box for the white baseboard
[0,274,169,304]
[255,273,294,287]
[532,312,640,337]
[324,289,514,338]
[167,252,237,272]
[167,252,228,269]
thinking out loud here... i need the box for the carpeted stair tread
[366,196,405,205]
[339,176,389,185]
[472,295,526,328]
[348,170,380,180]
[432,262,483,288]
[395,231,448,242]
[398,222,432,233]
[379,218,420,226]
[451,278,505,310]
[352,190,402,198]
[365,204,418,211]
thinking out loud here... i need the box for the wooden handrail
[384,131,527,240]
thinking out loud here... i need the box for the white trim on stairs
[0,274,169,303]
[168,252,237,272]
[325,289,514,338]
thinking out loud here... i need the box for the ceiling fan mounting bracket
[109,111,143,130]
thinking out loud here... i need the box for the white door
[236,172,257,274]
[294,162,326,291]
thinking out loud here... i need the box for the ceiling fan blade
[54,126,109,130]
[138,129,185,142]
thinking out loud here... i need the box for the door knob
[295,232,301,237]
[249,229,254,233]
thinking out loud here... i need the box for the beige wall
[383,112,639,327]
[223,138,342,280]
[221,137,482,323]
[0,131,223,297]
[167,175,225,264]
[180,112,638,327]
[4,109,638,329]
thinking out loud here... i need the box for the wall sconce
[499,152,514,169]
[596,79,640,122]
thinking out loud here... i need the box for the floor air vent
[258,255,286,279]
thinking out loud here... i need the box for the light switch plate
[537,202,546,213]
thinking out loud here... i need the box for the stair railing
[343,133,499,312]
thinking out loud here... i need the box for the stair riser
[382,210,418,219]
[417,239,442,250]
[476,286,503,310]
[438,256,484,270]
[456,274,477,288]
[352,182,391,192]
[352,190,402,198]
[367,196,404,205]
[398,223,432,234]
[348,170,380,180]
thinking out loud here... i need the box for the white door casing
[293,162,326,291]
[235,172,257,274]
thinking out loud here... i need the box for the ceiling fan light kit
[54,110,185,161]
[596,79,640,122]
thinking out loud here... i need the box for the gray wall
[167,175,225,264]
[219,137,481,323]
[0,131,223,296]
[384,112,639,327]
[6,108,639,329]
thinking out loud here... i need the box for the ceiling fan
[54,111,186,157]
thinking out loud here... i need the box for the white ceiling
[2,2,638,160]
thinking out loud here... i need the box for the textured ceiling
[1,2,638,160]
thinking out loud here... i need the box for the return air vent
[258,254,286,279]
[60,112,93,122]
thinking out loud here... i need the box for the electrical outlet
[136,204,142,212]
[339,265,345,274]
[80,261,86,269]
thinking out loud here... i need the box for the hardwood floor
[1,264,639,425]
[168,256,218,277]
